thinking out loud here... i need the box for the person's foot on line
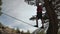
[41,26,44,29]
[34,25,38,27]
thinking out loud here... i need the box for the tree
[21,30,24,34]
[26,30,30,34]
[0,22,5,29]
[44,0,59,34]
[16,28,20,34]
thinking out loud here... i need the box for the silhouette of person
[34,3,44,28]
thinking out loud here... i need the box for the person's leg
[41,18,44,28]
[36,17,38,26]
[40,12,44,28]
[34,12,39,27]
[34,17,38,27]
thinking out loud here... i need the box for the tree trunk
[44,0,59,34]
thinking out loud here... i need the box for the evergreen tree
[16,28,20,34]
[21,30,24,34]
[26,30,30,34]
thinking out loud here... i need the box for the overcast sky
[0,0,42,33]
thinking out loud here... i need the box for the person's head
[39,3,42,5]
[37,3,42,6]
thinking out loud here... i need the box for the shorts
[36,12,42,19]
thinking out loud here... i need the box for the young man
[34,4,44,28]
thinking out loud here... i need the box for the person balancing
[34,3,44,29]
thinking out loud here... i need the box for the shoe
[34,25,38,27]
[41,26,44,29]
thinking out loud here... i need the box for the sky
[0,0,42,33]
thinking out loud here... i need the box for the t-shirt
[37,5,42,12]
